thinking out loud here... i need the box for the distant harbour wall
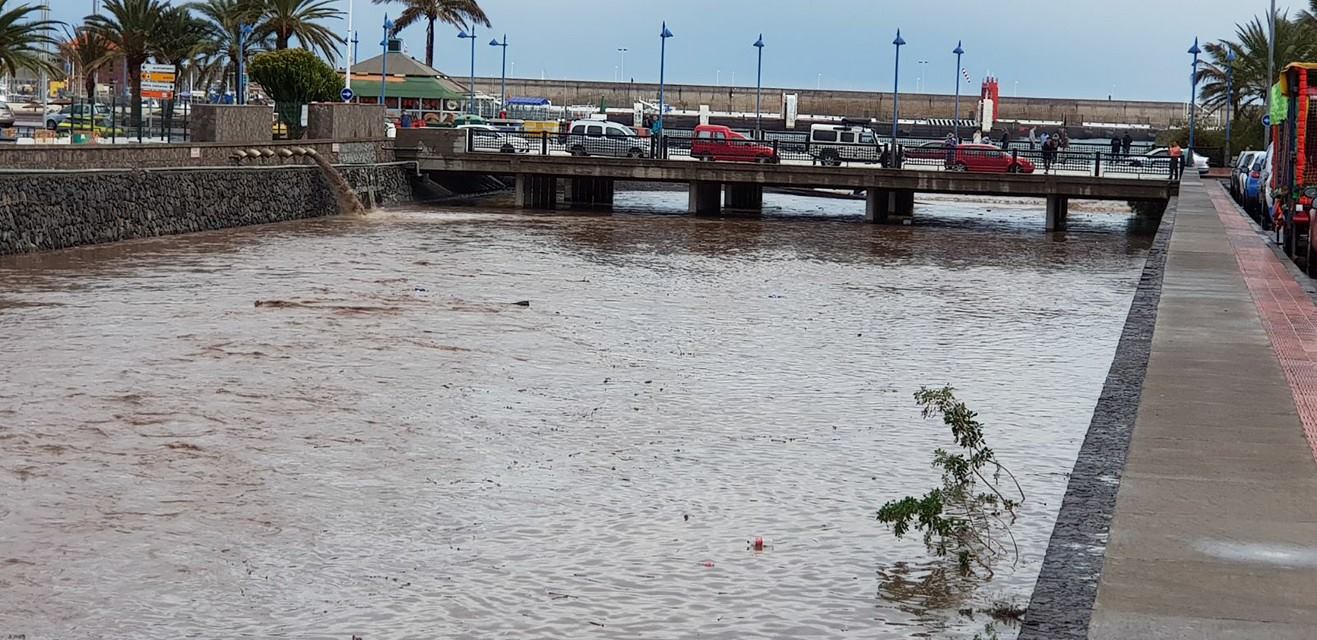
[0,164,414,255]
[469,76,1192,128]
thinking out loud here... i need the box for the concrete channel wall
[0,164,414,255]
[0,139,392,170]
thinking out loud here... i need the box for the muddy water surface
[0,192,1152,639]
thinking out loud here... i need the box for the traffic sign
[341,87,354,103]
[141,63,175,100]
[1263,114,1272,127]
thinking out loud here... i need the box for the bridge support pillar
[723,183,763,215]
[865,188,915,223]
[566,177,615,209]
[515,174,557,209]
[1046,195,1069,231]
[688,181,722,216]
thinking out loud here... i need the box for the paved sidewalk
[1088,175,1317,639]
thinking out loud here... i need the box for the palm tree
[1195,11,1317,113]
[0,0,61,79]
[252,0,342,60]
[59,26,115,101]
[372,0,489,68]
[152,5,211,119]
[192,0,262,95]
[86,0,167,132]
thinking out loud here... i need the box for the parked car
[808,122,881,165]
[458,123,534,153]
[562,119,648,158]
[946,143,1035,173]
[1127,148,1210,176]
[1243,148,1268,221]
[1258,144,1276,227]
[690,124,779,163]
[45,102,112,130]
[0,101,14,128]
[1232,150,1260,201]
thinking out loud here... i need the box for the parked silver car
[563,119,648,158]
[458,123,533,153]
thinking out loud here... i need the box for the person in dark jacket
[1111,137,1122,155]
[1000,130,1011,149]
[1122,133,1133,155]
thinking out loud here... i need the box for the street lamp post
[352,31,359,67]
[657,22,673,134]
[490,34,508,115]
[237,23,254,105]
[1226,49,1236,167]
[1188,37,1200,162]
[753,34,765,134]
[344,0,353,91]
[891,30,905,148]
[953,40,964,140]
[379,15,392,107]
[458,27,478,114]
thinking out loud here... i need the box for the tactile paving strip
[1209,185,1317,461]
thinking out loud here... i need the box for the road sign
[141,63,175,100]
[1263,114,1272,127]
[341,87,354,103]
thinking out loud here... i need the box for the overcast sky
[53,0,1295,101]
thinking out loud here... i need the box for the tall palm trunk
[425,15,434,67]
[277,30,290,49]
[84,71,97,103]
[129,56,144,136]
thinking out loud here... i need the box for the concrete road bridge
[396,129,1178,230]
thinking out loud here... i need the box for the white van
[808,123,881,166]
[564,119,647,158]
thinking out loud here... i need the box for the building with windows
[347,39,472,125]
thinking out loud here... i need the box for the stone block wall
[307,103,386,140]
[191,104,275,143]
[0,164,416,255]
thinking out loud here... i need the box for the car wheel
[46,119,57,130]
[627,147,644,158]
[570,145,586,157]
[951,162,968,172]
[1007,164,1021,173]
[500,143,515,153]
[821,151,839,167]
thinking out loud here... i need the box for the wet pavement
[1,192,1151,639]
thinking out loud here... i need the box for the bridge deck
[1087,175,1317,638]
[400,151,1177,203]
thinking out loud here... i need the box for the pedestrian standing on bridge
[1169,142,1183,180]
[943,132,958,169]
[1111,136,1122,155]
[1043,135,1059,174]
[972,129,983,144]
[1029,126,1038,150]
[1000,129,1011,149]
[1122,133,1133,155]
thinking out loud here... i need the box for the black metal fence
[36,96,193,144]
[462,128,1180,179]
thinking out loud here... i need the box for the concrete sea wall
[0,164,414,255]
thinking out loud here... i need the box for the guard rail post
[1095,151,1102,177]
[541,131,548,156]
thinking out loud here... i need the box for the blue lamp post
[1188,37,1200,162]
[657,22,673,135]
[891,30,905,148]
[458,27,478,114]
[754,34,765,135]
[952,40,964,140]
[237,23,254,105]
[1226,49,1236,166]
[379,15,393,107]
[490,34,509,115]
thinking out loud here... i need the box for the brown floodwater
[0,191,1152,639]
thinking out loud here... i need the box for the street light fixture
[657,22,673,134]
[379,16,392,108]
[490,34,508,115]
[458,27,478,114]
[753,34,765,134]
[1188,37,1201,163]
[891,29,905,149]
[1226,49,1237,166]
[953,40,964,140]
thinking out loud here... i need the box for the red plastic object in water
[752,537,765,551]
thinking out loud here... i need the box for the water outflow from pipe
[308,151,366,215]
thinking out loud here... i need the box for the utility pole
[1267,0,1276,147]
[40,3,49,120]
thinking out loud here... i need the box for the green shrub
[249,49,342,138]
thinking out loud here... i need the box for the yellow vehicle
[56,118,125,137]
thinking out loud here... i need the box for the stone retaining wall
[0,163,414,255]
[0,139,392,171]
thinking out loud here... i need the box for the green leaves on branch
[876,386,1025,577]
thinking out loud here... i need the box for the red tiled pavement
[1208,184,1317,461]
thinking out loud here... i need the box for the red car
[947,143,1035,173]
[690,124,779,163]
